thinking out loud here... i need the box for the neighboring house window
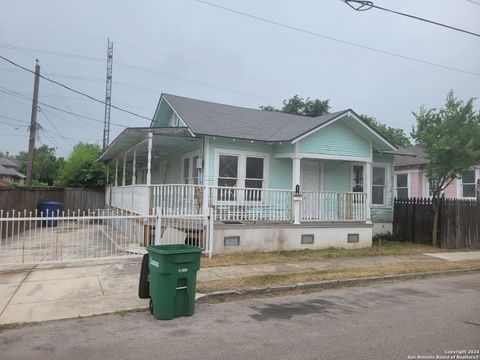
[424,176,433,197]
[461,169,475,198]
[372,166,386,205]
[352,165,364,192]
[396,173,409,198]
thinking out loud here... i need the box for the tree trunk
[431,197,439,247]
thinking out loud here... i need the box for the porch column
[132,147,137,185]
[106,166,109,186]
[122,152,127,186]
[365,162,372,222]
[114,159,118,187]
[292,156,301,224]
[146,131,153,186]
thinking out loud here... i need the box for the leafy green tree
[361,115,412,148]
[55,143,106,188]
[412,91,480,246]
[16,145,61,186]
[261,95,330,117]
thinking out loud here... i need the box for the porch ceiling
[98,127,197,163]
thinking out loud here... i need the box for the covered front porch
[100,129,371,223]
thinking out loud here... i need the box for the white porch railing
[151,184,204,216]
[301,191,367,221]
[110,185,150,215]
[108,184,368,223]
[209,186,293,222]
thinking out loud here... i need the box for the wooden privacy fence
[0,187,105,212]
[393,197,480,248]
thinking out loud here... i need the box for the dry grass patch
[201,242,446,268]
[196,259,480,293]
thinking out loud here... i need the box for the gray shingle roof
[0,158,20,168]
[0,164,25,178]
[394,145,428,167]
[163,94,349,142]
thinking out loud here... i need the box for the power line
[0,44,104,62]
[39,109,70,144]
[0,55,152,120]
[40,108,104,137]
[115,61,284,102]
[340,1,480,38]
[465,0,480,6]
[191,0,480,78]
[0,113,29,124]
[0,120,28,129]
[0,86,131,127]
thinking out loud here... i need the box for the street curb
[195,267,480,303]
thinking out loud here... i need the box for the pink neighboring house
[394,145,479,199]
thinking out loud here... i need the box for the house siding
[298,121,370,158]
[206,137,291,189]
[371,154,394,223]
[148,142,201,184]
[324,160,350,192]
[273,142,294,154]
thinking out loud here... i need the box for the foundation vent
[347,233,359,243]
[224,236,240,247]
[301,234,314,244]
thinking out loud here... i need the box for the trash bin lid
[39,202,63,206]
[147,244,203,255]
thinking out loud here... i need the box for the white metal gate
[153,208,213,258]
[0,209,156,265]
[0,207,214,265]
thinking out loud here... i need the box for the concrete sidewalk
[1,251,479,325]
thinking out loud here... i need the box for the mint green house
[99,94,399,253]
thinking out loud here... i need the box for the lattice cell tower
[102,38,114,150]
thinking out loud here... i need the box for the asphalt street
[1,273,479,360]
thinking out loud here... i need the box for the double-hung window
[396,173,409,198]
[461,169,475,198]
[372,166,386,205]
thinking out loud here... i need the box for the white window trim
[371,163,389,207]
[181,150,200,184]
[395,172,410,198]
[457,167,478,199]
[213,148,270,189]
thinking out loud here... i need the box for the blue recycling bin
[38,202,63,227]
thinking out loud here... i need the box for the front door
[301,160,323,220]
[301,159,322,191]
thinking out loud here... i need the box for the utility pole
[102,38,113,150]
[26,59,40,186]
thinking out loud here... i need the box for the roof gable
[149,94,397,150]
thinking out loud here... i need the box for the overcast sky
[0,0,479,157]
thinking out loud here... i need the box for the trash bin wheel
[138,254,150,299]
[149,299,153,315]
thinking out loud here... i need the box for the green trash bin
[147,244,203,320]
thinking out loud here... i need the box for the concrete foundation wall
[212,223,372,254]
[372,222,393,235]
